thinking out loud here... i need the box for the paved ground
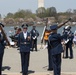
[2,45,76,75]
[2,72,76,75]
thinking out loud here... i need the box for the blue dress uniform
[18,24,31,75]
[30,26,39,51]
[48,25,63,75]
[62,26,74,59]
[0,32,6,75]
[65,31,74,59]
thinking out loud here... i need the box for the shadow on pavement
[2,66,11,71]
[28,70,35,74]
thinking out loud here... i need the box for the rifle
[57,18,71,29]
[0,23,11,46]
[41,18,71,44]
[41,18,48,44]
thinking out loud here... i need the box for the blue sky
[0,0,76,17]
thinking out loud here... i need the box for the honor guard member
[18,23,31,75]
[30,25,39,51]
[65,26,74,59]
[0,24,6,75]
[48,24,63,75]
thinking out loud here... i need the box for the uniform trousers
[20,52,30,75]
[52,54,61,75]
[0,53,4,75]
[32,39,37,51]
[48,49,53,70]
[66,43,73,58]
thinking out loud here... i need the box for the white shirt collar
[23,31,27,39]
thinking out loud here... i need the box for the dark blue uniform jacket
[48,33,63,55]
[18,32,31,52]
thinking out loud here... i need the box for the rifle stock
[0,23,11,47]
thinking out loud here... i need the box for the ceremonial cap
[65,25,71,30]
[50,24,58,30]
[22,23,28,29]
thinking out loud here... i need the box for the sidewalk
[2,45,76,75]
[2,72,76,75]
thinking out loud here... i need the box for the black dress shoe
[35,49,37,51]
[31,49,33,51]
[64,57,68,59]
[47,68,53,71]
[69,57,73,59]
[20,71,22,73]
[23,72,28,75]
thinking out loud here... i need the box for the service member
[18,23,31,75]
[30,25,39,51]
[0,25,6,75]
[65,26,74,59]
[48,24,63,75]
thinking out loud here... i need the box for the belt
[20,42,30,45]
